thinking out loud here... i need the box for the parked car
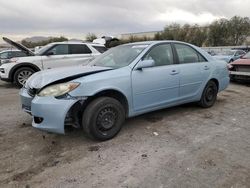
[0,37,107,87]
[20,41,229,141]
[0,49,27,65]
[213,49,246,63]
[228,51,250,81]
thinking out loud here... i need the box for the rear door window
[175,44,207,64]
[92,46,107,53]
[69,44,92,54]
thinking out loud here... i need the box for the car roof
[48,41,105,46]
[122,40,198,46]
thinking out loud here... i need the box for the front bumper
[20,88,33,114]
[229,71,250,81]
[0,67,11,81]
[31,96,78,134]
[229,71,250,76]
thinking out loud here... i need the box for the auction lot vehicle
[20,41,229,141]
[228,51,250,81]
[0,49,27,65]
[213,49,246,63]
[0,37,107,87]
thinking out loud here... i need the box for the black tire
[229,59,233,63]
[14,67,35,87]
[82,97,125,141]
[198,80,218,108]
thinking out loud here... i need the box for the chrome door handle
[170,70,179,75]
[204,66,210,70]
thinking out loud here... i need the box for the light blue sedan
[20,41,229,140]
[213,49,246,63]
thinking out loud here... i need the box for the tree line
[110,16,250,47]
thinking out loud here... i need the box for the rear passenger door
[67,44,93,66]
[174,43,211,100]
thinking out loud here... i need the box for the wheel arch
[87,89,129,117]
[9,63,40,81]
[65,88,130,132]
[209,78,219,90]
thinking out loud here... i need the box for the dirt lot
[0,80,249,188]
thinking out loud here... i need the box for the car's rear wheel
[82,97,125,141]
[199,80,218,108]
[14,67,35,87]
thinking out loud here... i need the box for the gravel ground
[0,80,249,188]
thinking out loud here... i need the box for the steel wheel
[96,107,118,134]
[82,97,125,141]
[199,80,218,108]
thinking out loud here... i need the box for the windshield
[35,43,54,55]
[90,44,148,68]
[242,52,250,59]
[218,50,235,56]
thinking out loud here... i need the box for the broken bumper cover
[31,96,79,134]
[20,87,33,114]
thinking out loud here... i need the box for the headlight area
[0,68,5,73]
[38,82,80,97]
[9,58,19,63]
[31,82,88,134]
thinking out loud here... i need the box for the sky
[0,0,250,43]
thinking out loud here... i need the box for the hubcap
[17,70,33,85]
[96,107,117,132]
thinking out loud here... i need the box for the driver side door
[42,44,70,69]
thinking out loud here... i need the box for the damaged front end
[19,65,113,134]
[31,94,87,134]
[229,64,250,82]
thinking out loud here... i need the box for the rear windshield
[92,46,107,53]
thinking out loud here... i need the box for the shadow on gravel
[0,82,19,89]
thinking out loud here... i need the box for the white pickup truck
[0,37,107,87]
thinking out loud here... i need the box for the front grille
[28,87,38,97]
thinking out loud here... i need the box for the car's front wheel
[14,67,35,87]
[199,80,218,108]
[82,97,125,141]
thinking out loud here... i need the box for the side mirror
[135,59,155,70]
[46,51,55,56]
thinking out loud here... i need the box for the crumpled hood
[3,37,35,56]
[26,65,112,89]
